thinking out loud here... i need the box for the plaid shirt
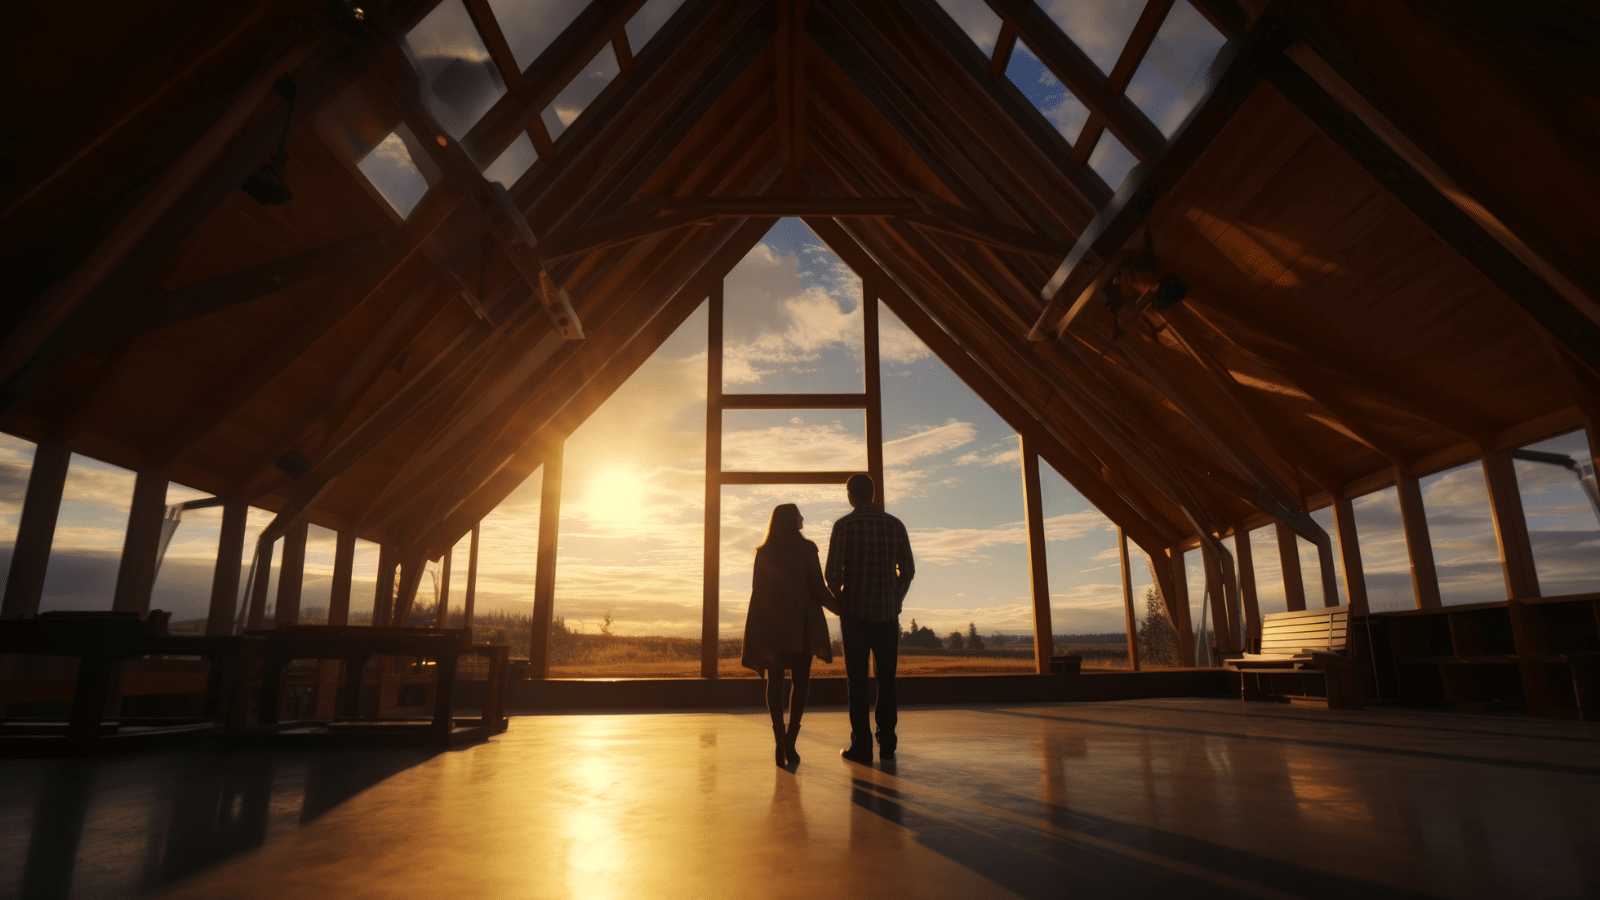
[825,504,915,622]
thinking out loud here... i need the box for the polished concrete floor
[2,698,1597,899]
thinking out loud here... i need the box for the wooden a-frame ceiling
[2,0,1597,578]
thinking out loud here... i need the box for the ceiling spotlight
[1153,273,1188,310]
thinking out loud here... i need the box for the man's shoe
[878,745,895,760]
[840,746,873,763]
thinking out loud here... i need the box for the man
[825,473,915,763]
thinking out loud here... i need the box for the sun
[587,466,651,525]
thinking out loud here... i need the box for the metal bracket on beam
[488,183,583,340]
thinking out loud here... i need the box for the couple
[740,473,915,767]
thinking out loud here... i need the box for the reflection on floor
[1,698,1597,899]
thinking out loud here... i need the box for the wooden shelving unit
[1367,592,1599,720]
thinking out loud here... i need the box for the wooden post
[1118,527,1139,671]
[246,537,275,630]
[1481,449,1540,600]
[205,498,248,635]
[437,542,453,628]
[1333,496,1369,615]
[1020,435,1053,674]
[864,284,885,509]
[1275,520,1307,611]
[373,542,397,626]
[1396,471,1443,608]
[1200,544,1232,658]
[530,441,564,679]
[702,284,723,679]
[1169,551,1195,666]
[112,469,169,614]
[273,520,307,628]
[1235,528,1262,651]
[2,441,71,618]
[463,522,479,633]
[328,530,356,626]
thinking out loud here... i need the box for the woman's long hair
[757,503,804,551]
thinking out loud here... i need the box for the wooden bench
[1,612,253,754]
[1225,606,1363,709]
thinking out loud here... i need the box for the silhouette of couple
[740,473,915,766]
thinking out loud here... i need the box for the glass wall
[1514,429,1600,596]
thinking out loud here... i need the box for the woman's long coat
[741,538,837,671]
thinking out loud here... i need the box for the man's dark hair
[846,473,874,503]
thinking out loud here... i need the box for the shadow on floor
[6,745,435,899]
[849,769,1446,900]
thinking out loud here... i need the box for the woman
[742,503,839,766]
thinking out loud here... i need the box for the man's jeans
[842,618,898,751]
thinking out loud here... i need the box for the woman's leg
[785,661,812,762]
[766,668,787,765]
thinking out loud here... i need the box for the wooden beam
[0,29,325,394]
[537,209,709,261]
[721,393,868,409]
[1274,519,1306,612]
[273,519,308,628]
[373,542,397,626]
[1481,448,1540,600]
[530,438,565,679]
[1,442,72,619]
[463,522,480,633]
[909,190,1066,259]
[1234,525,1261,649]
[110,227,399,339]
[245,537,274,630]
[1274,2,1600,341]
[806,216,1179,554]
[462,0,653,166]
[658,196,920,217]
[437,540,453,628]
[1168,550,1195,666]
[1069,0,1177,168]
[810,0,1099,234]
[156,185,461,466]
[703,283,723,680]
[1333,495,1369,616]
[459,0,526,93]
[980,0,1167,161]
[328,529,356,627]
[406,220,777,556]
[864,281,885,510]
[391,553,425,625]
[1020,434,1053,674]
[1030,12,1288,339]
[112,469,169,615]
[1395,470,1442,608]
[1118,527,1140,670]
[205,497,248,635]
[1263,30,1600,376]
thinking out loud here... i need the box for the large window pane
[722,219,864,394]
[1421,460,1502,606]
[1037,0,1145,75]
[1351,486,1412,612]
[550,302,707,676]
[1514,429,1600,596]
[1039,463,1126,669]
[1006,42,1092,145]
[1124,0,1228,137]
[721,409,866,472]
[405,0,507,139]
